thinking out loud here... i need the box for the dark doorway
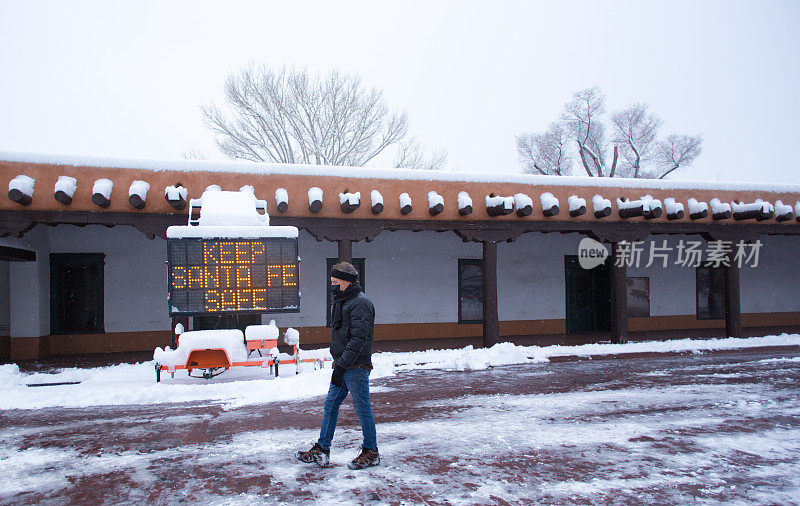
[564,255,611,333]
[50,253,105,334]
[696,266,725,320]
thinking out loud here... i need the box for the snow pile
[8,174,35,197]
[239,185,254,194]
[154,329,248,368]
[128,180,149,199]
[92,179,113,199]
[284,327,300,346]
[0,364,23,389]
[195,190,269,227]
[245,324,279,342]
[1,334,798,411]
[205,184,221,192]
[374,334,800,373]
[54,176,77,197]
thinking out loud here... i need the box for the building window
[627,277,650,317]
[696,267,725,320]
[326,258,365,327]
[50,253,105,334]
[458,259,483,324]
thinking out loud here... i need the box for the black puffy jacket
[330,286,375,369]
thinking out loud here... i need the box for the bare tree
[654,134,703,179]
[202,65,445,170]
[516,122,571,175]
[517,87,702,178]
[611,104,662,178]
[394,137,448,171]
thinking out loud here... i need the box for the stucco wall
[47,225,169,333]
[1,225,799,341]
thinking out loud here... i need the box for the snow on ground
[0,334,798,412]
[0,350,798,503]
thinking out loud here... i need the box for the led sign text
[167,238,299,315]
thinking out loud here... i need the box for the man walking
[296,262,379,469]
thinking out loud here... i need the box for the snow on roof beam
[540,193,560,217]
[731,199,774,221]
[370,190,383,215]
[428,191,444,216]
[592,195,612,219]
[688,198,709,220]
[710,198,732,220]
[775,200,794,222]
[165,184,188,210]
[339,191,361,214]
[92,179,113,208]
[8,175,34,206]
[568,196,587,217]
[399,192,412,215]
[275,188,289,212]
[308,187,323,213]
[457,191,473,216]
[54,176,77,205]
[128,180,150,210]
[485,194,514,217]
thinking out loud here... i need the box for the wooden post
[610,241,628,344]
[725,250,743,338]
[337,239,352,263]
[482,240,499,348]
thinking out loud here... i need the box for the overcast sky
[1,0,798,184]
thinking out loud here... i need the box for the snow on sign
[166,189,300,316]
[167,237,299,315]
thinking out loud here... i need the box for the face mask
[331,284,342,296]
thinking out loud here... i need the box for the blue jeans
[317,367,377,451]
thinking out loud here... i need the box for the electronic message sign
[167,237,299,316]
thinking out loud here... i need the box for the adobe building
[1,152,799,361]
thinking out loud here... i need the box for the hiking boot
[348,447,380,470]
[295,443,330,467]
